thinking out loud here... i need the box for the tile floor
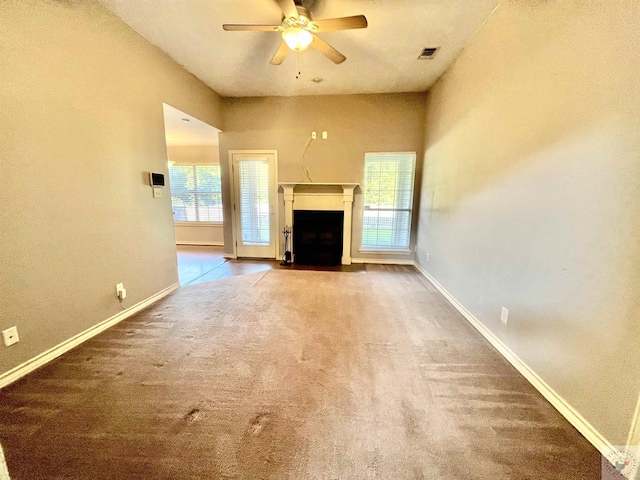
[176,245,274,286]
[176,245,366,286]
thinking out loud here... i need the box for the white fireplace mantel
[279,183,358,265]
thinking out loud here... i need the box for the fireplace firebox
[293,210,344,266]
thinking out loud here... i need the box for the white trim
[0,283,180,390]
[227,152,238,258]
[358,249,412,255]
[351,257,415,265]
[223,253,237,259]
[176,241,224,246]
[278,182,359,187]
[364,151,417,156]
[228,150,280,260]
[174,222,223,227]
[0,442,9,480]
[279,183,358,265]
[169,161,221,167]
[293,192,348,197]
[630,395,640,447]
[412,261,617,460]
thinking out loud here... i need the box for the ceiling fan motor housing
[283,6,317,31]
[222,0,367,65]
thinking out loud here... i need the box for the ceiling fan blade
[310,34,346,64]
[312,15,368,32]
[276,0,299,21]
[223,24,281,31]
[270,41,290,65]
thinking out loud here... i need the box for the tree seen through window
[169,165,222,222]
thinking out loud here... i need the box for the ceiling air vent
[418,47,439,60]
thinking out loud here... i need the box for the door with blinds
[231,152,278,258]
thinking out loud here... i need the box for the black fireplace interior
[293,210,344,266]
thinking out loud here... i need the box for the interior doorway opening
[162,103,224,284]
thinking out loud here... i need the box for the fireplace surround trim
[279,183,358,265]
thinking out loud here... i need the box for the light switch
[501,307,509,326]
[322,131,328,139]
[153,188,162,199]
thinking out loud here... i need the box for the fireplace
[294,210,344,266]
[279,183,358,265]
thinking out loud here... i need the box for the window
[238,159,270,245]
[168,165,222,222]
[362,152,416,250]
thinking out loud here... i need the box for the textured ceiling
[99,0,500,97]
[163,103,220,146]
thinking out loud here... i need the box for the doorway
[162,103,224,283]
[229,151,278,259]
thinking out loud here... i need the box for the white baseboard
[176,241,224,246]
[412,261,617,460]
[0,442,9,480]
[629,396,640,446]
[0,282,180,390]
[352,257,415,265]
[223,253,237,259]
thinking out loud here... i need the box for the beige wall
[219,93,427,259]
[174,225,224,246]
[0,1,222,375]
[167,145,224,245]
[416,0,640,446]
[167,145,220,165]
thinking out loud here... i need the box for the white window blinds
[362,152,416,250]
[239,159,270,245]
[168,165,222,222]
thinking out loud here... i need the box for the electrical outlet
[116,283,127,300]
[501,307,509,326]
[426,253,430,262]
[2,326,19,347]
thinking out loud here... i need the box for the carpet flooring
[0,266,610,479]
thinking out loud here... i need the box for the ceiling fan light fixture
[282,27,313,52]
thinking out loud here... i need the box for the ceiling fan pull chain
[295,52,301,79]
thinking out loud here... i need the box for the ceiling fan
[222,0,368,65]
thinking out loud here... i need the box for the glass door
[232,152,277,258]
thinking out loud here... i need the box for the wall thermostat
[149,172,165,187]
